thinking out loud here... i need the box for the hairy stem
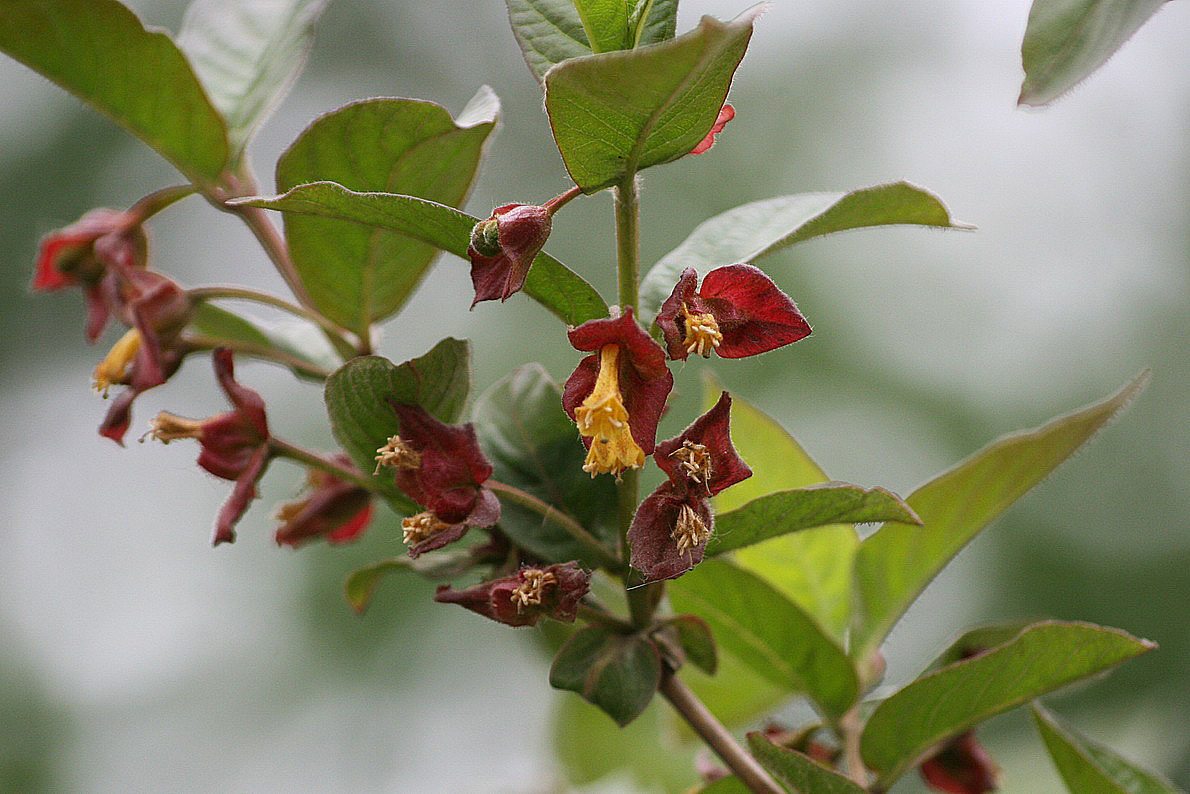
[188,285,357,356]
[486,480,623,573]
[269,437,375,490]
[184,334,332,380]
[659,672,784,794]
[543,184,584,214]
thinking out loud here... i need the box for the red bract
[468,203,553,305]
[434,562,590,627]
[690,103,735,155]
[655,264,811,360]
[381,403,500,557]
[147,348,272,545]
[628,392,751,580]
[275,455,373,547]
[33,208,148,341]
[94,265,194,444]
[919,730,999,794]
[562,307,674,477]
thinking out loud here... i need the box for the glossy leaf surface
[641,182,968,322]
[274,93,498,335]
[549,626,661,726]
[1033,704,1183,794]
[323,339,471,511]
[706,483,920,557]
[179,0,327,158]
[860,621,1155,786]
[851,372,1149,660]
[544,9,757,192]
[0,0,228,183]
[234,182,608,326]
[669,559,858,719]
[1019,0,1168,107]
[746,732,866,794]
[471,364,617,566]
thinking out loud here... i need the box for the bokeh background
[1,0,1187,791]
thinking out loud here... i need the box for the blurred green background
[1,1,1187,791]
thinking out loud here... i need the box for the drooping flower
[274,455,373,547]
[655,264,811,361]
[919,730,999,794]
[690,103,735,155]
[434,562,591,627]
[375,403,500,557]
[33,208,148,341]
[628,392,751,580]
[145,348,271,545]
[468,203,553,305]
[95,265,195,444]
[562,307,674,477]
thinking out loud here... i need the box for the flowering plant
[4,1,1180,792]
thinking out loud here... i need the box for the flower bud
[468,203,553,305]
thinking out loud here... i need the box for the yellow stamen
[510,568,556,612]
[672,504,711,557]
[680,303,722,358]
[92,328,141,396]
[402,511,451,546]
[574,345,645,477]
[670,440,713,490]
[145,411,205,443]
[374,435,421,475]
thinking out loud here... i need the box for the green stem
[269,437,375,490]
[486,480,622,573]
[187,285,357,359]
[184,334,332,380]
[127,184,198,223]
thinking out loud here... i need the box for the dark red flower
[628,392,751,580]
[434,562,591,627]
[690,104,735,155]
[655,265,811,360]
[275,455,373,547]
[562,307,674,477]
[94,266,195,444]
[919,730,999,794]
[146,348,271,545]
[468,203,553,306]
[376,403,500,557]
[33,208,148,341]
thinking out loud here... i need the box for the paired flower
[434,561,590,627]
[655,264,810,361]
[33,208,148,341]
[690,103,735,155]
[146,348,271,545]
[274,455,373,547]
[628,392,751,581]
[376,403,500,557]
[468,203,553,305]
[562,307,674,478]
[919,730,999,794]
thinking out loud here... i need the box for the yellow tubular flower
[92,328,142,396]
[573,345,645,477]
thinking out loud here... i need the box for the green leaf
[707,483,921,557]
[232,182,608,326]
[859,621,1156,786]
[1019,0,1168,107]
[574,0,633,52]
[928,620,1038,670]
[189,302,339,379]
[640,182,970,323]
[471,364,617,567]
[1033,704,1185,794]
[323,338,472,511]
[179,0,327,159]
[851,372,1150,661]
[505,0,678,83]
[0,0,228,184]
[344,550,477,614]
[549,626,661,726]
[274,92,498,336]
[668,559,858,719]
[544,8,758,192]
[658,614,718,675]
[698,777,752,794]
[746,732,866,794]
[705,377,858,640]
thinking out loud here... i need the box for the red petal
[213,445,270,546]
[469,204,552,306]
[391,403,494,524]
[212,348,269,439]
[690,104,735,155]
[699,264,811,358]
[566,307,669,381]
[654,392,751,496]
[628,486,713,581]
[654,267,701,360]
